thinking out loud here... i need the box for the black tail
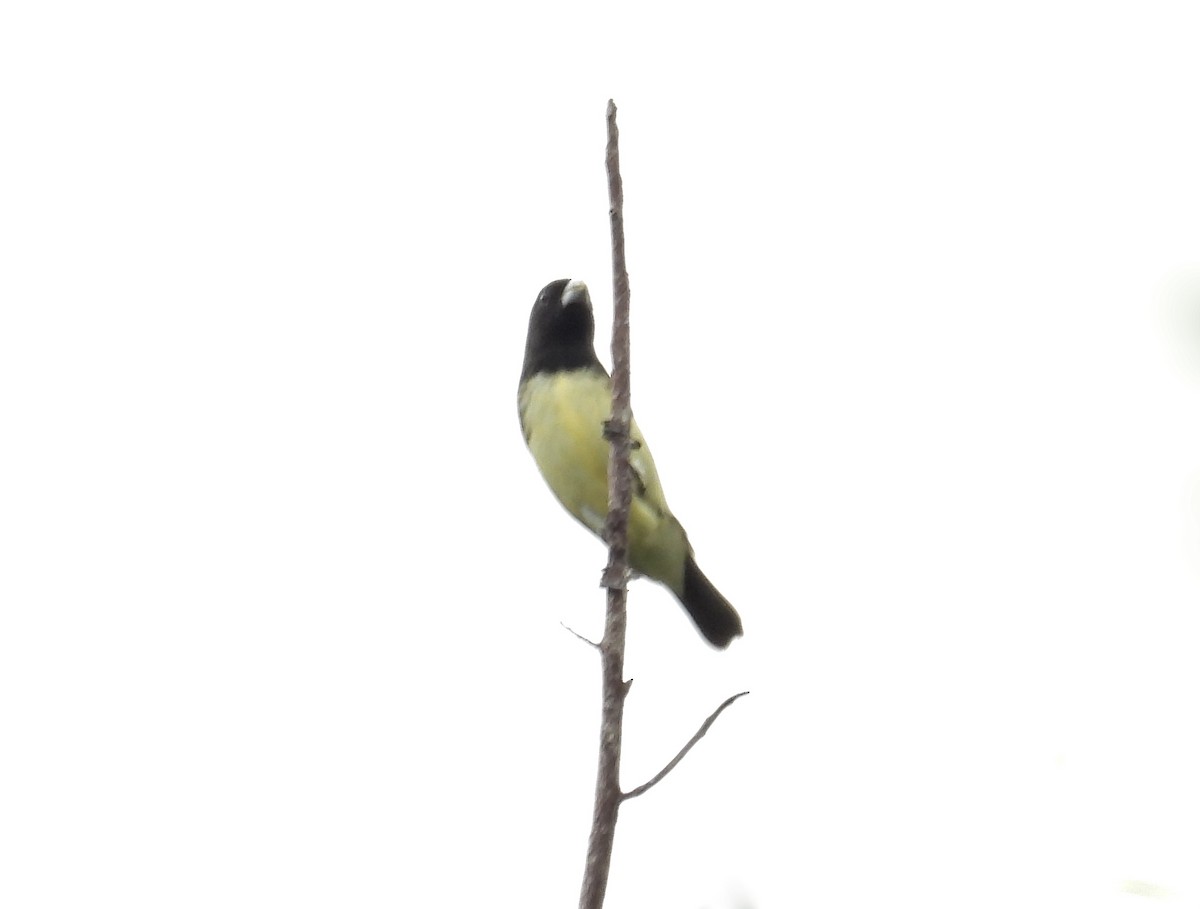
[680,556,743,649]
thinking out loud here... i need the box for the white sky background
[3,1,1200,907]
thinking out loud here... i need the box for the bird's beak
[562,279,591,309]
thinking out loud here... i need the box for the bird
[517,278,743,648]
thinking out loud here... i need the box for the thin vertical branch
[579,98,633,909]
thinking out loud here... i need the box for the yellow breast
[519,370,613,533]
[518,369,688,592]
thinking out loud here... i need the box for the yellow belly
[518,369,688,593]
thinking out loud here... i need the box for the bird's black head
[520,278,604,381]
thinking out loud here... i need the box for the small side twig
[622,691,750,801]
[560,622,601,650]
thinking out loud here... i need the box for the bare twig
[560,622,601,650]
[578,98,633,909]
[622,692,750,801]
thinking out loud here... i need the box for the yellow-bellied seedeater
[518,278,743,648]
